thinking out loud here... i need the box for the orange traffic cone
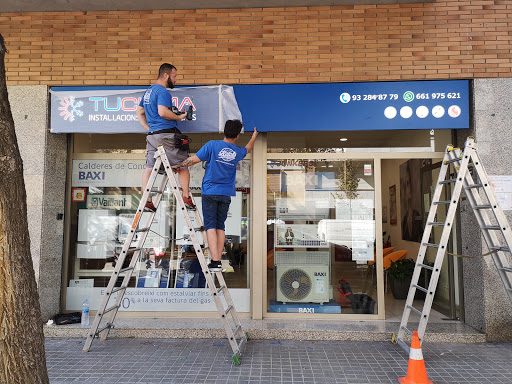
[398,331,433,384]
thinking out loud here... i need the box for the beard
[167,78,175,89]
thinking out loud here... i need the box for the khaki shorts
[146,132,188,167]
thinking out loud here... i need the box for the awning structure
[50,85,242,134]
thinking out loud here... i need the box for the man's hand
[245,127,259,154]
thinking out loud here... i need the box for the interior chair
[369,246,395,284]
[383,250,409,292]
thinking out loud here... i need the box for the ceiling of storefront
[1,0,430,13]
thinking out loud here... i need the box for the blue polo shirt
[139,84,178,132]
[196,140,247,196]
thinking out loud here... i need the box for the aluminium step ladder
[394,137,512,353]
[83,145,248,365]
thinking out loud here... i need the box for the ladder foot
[232,354,241,365]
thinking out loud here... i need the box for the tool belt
[174,133,190,151]
[147,127,180,135]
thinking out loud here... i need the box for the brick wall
[0,0,510,86]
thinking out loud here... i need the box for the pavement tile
[45,338,512,383]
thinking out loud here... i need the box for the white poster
[317,219,375,261]
[275,224,328,248]
[275,197,329,220]
[489,175,512,210]
[66,287,250,312]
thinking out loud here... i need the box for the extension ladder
[395,137,512,353]
[83,145,248,365]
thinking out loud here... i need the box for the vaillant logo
[58,97,84,122]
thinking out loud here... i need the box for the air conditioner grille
[279,268,311,301]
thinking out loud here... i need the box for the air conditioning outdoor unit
[276,265,330,304]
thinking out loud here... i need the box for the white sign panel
[73,158,250,189]
[69,279,94,288]
[66,287,250,312]
[317,219,375,261]
[489,175,512,210]
[72,159,148,187]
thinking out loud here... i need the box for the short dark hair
[158,63,177,78]
[224,119,243,139]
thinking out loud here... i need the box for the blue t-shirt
[139,84,178,132]
[196,140,248,196]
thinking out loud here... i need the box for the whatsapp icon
[403,91,415,102]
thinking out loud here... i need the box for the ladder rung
[418,263,434,271]
[465,183,483,189]
[482,225,501,230]
[110,286,127,294]
[125,248,142,254]
[474,205,492,210]
[423,243,439,248]
[444,157,462,164]
[407,305,423,316]
[102,304,120,315]
[427,222,445,226]
[400,326,413,335]
[224,305,234,316]
[439,178,456,184]
[500,267,512,273]
[413,285,428,294]
[217,285,226,294]
[194,226,205,232]
[119,266,134,274]
[490,246,511,253]
[434,201,451,205]
[135,227,150,233]
[95,323,113,335]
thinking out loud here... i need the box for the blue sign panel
[233,80,469,132]
[50,85,241,134]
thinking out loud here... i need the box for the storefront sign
[72,159,148,187]
[50,85,242,133]
[72,159,249,188]
[234,80,470,132]
[66,287,250,312]
[86,194,132,210]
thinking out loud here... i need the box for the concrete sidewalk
[46,338,512,383]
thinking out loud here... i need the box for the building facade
[1,1,512,340]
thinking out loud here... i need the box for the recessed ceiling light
[340,138,348,142]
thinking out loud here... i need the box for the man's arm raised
[245,128,259,154]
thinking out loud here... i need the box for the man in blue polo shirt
[136,63,194,210]
[176,120,258,271]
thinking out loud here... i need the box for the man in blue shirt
[136,63,194,210]
[176,120,258,271]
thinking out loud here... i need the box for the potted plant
[388,258,434,300]
[387,258,415,299]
